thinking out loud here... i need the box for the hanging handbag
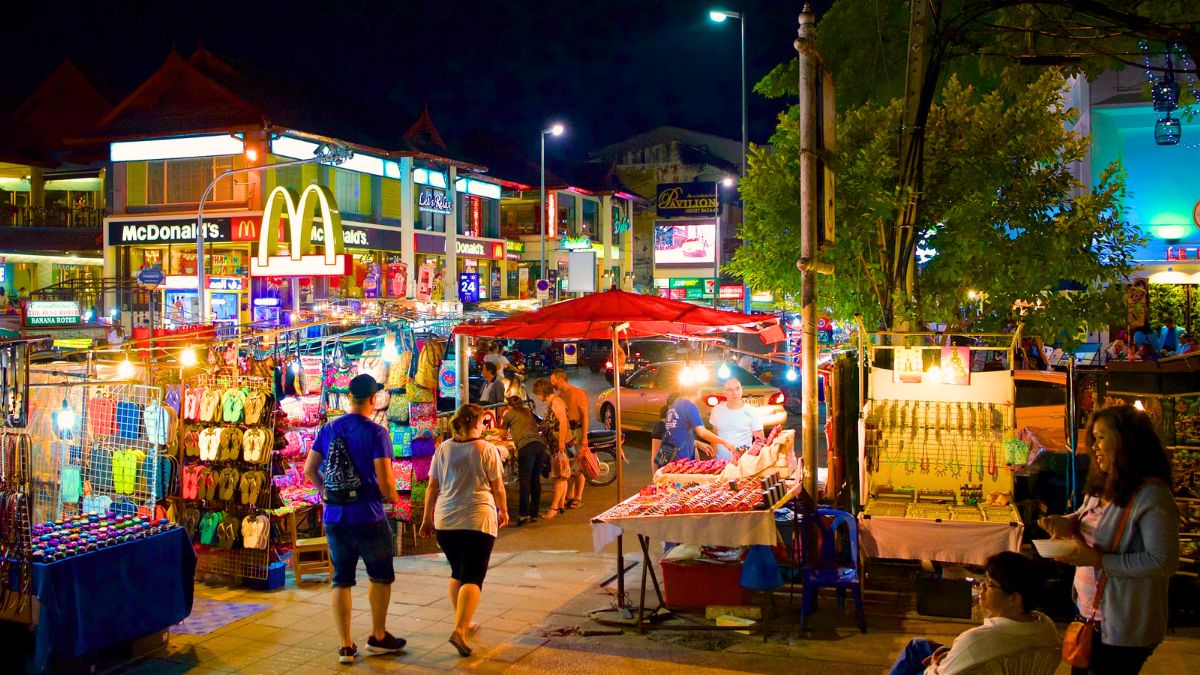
[1062,494,1138,668]
[414,340,446,390]
[386,351,411,390]
[406,381,435,403]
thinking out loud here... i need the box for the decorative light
[786,369,798,382]
[1156,114,1182,146]
[927,365,943,382]
[718,363,731,379]
[179,348,197,367]
[721,176,735,188]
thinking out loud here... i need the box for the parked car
[595,361,788,432]
[604,339,684,383]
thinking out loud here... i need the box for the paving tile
[282,662,341,675]
[231,623,284,642]
[267,629,321,647]
[200,634,260,654]
[268,646,329,665]
[238,642,292,660]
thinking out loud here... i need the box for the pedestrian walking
[501,395,547,524]
[534,378,571,518]
[419,403,508,658]
[303,374,407,665]
[549,369,589,509]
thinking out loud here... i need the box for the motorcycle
[500,403,623,488]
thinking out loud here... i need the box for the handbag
[579,447,601,480]
[387,393,410,423]
[654,442,680,469]
[1062,494,1138,668]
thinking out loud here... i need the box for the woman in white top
[420,404,508,657]
[708,378,763,460]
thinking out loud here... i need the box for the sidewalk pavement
[130,546,1200,675]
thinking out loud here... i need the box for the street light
[710,8,747,306]
[541,123,565,292]
[195,139,352,322]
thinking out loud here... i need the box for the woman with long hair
[1039,404,1178,675]
[501,395,547,524]
[533,378,571,518]
[419,404,508,657]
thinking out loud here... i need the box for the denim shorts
[326,519,395,588]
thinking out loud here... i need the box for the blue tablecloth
[30,527,195,672]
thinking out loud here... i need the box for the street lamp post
[710,8,747,307]
[540,123,565,295]
[195,141,351,322]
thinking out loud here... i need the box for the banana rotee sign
[250,185,352,277]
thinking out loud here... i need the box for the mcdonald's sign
[231,216,265,242]
[250,185,352,277]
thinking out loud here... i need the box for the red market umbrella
[453,288,781,612]
[452,288,780,341]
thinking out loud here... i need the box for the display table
[591,482,800,632]
[28,527,196,672]
[858,514,1022,565]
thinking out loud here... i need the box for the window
[582,199,598,238]
[653,364,683,389]
[557,192,576,237]
[333,169,362,213]
[415,189,447,232]
[274,164,302,190]
[501,201,537,237]
[146,157,234,205]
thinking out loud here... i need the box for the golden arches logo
[250,184,351,277]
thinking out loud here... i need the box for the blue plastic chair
[799,509,866,633]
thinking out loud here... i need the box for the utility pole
[796,4,819,497]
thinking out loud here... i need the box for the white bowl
[1033,539,1078,559]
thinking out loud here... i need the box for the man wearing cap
[305,374,407,664]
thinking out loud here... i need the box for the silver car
[596,361,788,432]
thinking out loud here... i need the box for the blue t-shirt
[314,414,390,525]
[663,398,704,461]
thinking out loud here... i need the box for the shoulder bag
[1062,493,1138,668]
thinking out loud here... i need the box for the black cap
[349,374,383,399]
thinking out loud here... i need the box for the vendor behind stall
[659,382,735,467]
[709,378,763,461]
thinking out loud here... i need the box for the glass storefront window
[501,201,537,238]
[416,189,448,232]
[557,193,576,238]
[582,199,598,238]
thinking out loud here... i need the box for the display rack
[0,430,34,621]
[183,371,276,581]
[857,332,1023,565]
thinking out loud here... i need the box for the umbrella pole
[611,322,627,611]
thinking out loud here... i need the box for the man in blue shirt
[659,384,736,466]
[305,374,406,663]
[1160,317,1179,354]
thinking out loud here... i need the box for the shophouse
[589,127,751,308]
[467,134,638,299]
[80,49,511,328]
[0,61,110,307]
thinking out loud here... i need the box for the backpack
[322,429,364,505]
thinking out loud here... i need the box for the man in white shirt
[708,378,763,460]
[888,552,1059,675]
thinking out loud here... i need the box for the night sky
[3,0,828,160]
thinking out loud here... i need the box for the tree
[727,70,1143,341]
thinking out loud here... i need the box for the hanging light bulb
[718,363,731,379]
[180,348,197,367]
[786,368,798,382]
[117,353,135,379]
[55,398,76,435]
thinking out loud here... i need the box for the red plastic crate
[660,559,751,610]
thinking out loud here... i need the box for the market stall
[858,333,1023,565]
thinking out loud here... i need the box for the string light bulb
[381,334,399,363]
[54,399,76,435]
[718,363,731,379]
[180,348,197,367]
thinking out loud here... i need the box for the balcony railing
[0,205,103,228]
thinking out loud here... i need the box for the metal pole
[611,321,627,610]
[740,14,747,185]
[713,185,720,309]
[797,6,820,497]
[540,133,547,287]
[1067,354,1078,510]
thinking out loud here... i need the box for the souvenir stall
[0,336,193,672]
[653,429,795,485]
[857,333,1023,565]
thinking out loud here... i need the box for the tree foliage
[728,70,1143,343]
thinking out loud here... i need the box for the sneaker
[338,644,358,664]
[517,516,533,526]
[366,631,407,654]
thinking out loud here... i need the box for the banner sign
[458,273,480,303]
[563,342,578,365]
[455,239,505,260]
[655,182,719,218]
[24,300,81,327]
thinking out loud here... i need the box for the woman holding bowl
[1039,404,1177,675]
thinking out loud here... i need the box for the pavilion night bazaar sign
[655,182,719,218]
[251,185,352,277]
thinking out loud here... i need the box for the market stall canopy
[451,288,781,340]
